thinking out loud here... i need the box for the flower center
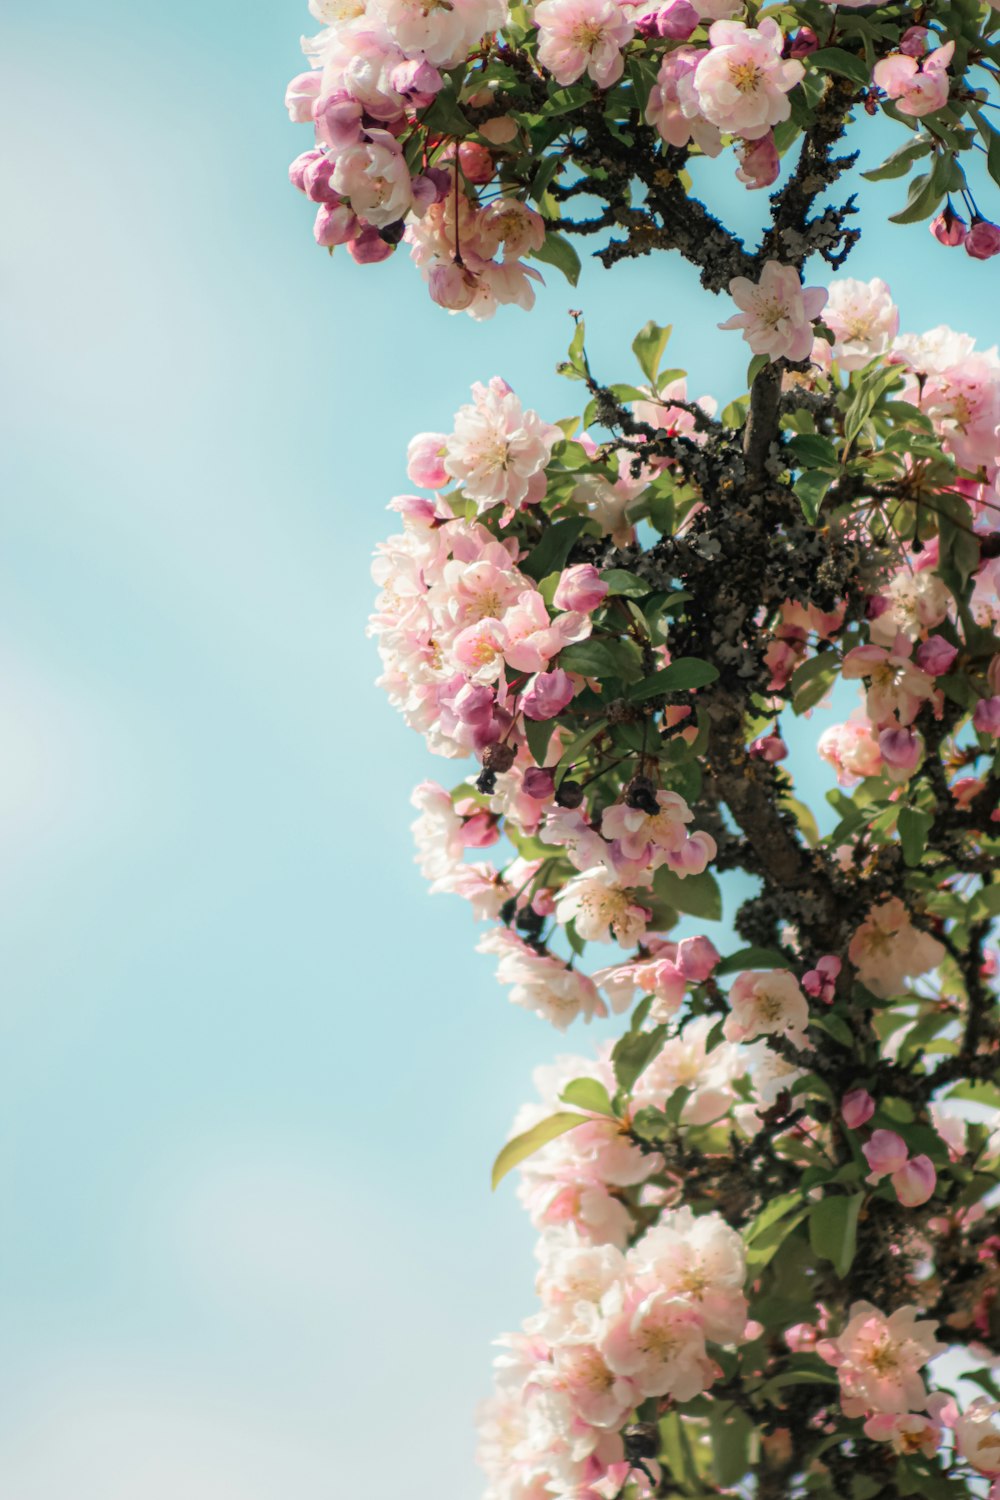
[729,60,763,93]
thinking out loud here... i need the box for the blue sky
[1,4,997,1496]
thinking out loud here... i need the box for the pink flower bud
[966,219,1000,260]
[314,202,358,247]
[930,204,968,247]
[314,92,364,153]
[788,26,819,58]
[389,57,443,104]
[655,0,699,38]
[749,733,788,762]
[407,433,449,489]
[803,954,841,1004]
[346,224,395,263]
[462,810,500,848]
[428,261,479,310]
[864,1129,909,1183]
[899,25,930,56]
[842,1089,876,1129]
[676,935,720,982]
[522,669,575,721]
[522,767,556,799]
[737,133,780,191]
[973,696,1000,737]
[409,173,439,216]
[914,635,959,675]
[878,726,923,776]
[893,1154,937,1207]
[289,149,323,194]
[553,565,609,613]
[458,141,495,185]
[303,154,340,205]
[285,71,321,123]
[480,116,519,145]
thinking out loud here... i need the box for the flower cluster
[364,263,999,1493]
[285,0,1000,308]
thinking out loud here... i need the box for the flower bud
[842,1089,876,1129]
[864,1129,909,1182]
[965,218,1000,260]
[749,733,788,762]
[522,767,556,799]
[289,148,323,194]
[522,669,575,721]
[676,935,720,982]
[899,25,929,56]
[878,725,923,777]
[480,116,519,145]
[303,153,340,204]
[285,71,321,123]
[346,224,395,263]
[314,91,364,152]
[655,0,699,38]
[407,433,449,489]
[930,203,968,247]
[788,26,819,58]
[737,133,780,191]
[458,141,495,185]
[314,202,358,247]
[914,635,959,675]
[973,696,1000,737]
[553,564,609,613]
[893,1155,937,1207]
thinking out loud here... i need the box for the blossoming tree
[285,0,1000,1493]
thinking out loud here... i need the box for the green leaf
[898,805,933,867]
[632,320,672,386]
[544,83,592,115]
[627,658,719,701]
[809,46,871,87]
[787,433,839,471]
[560,1078,615,1116]
[889,152,951,225]
[523,715,554,766]
[560,637,644,683]
[862,135,933,181]
[709,1405,753,1489]
[652,866,722,922]
[531,231,581,287]
[745,1190,806,1243]
[715,946,790,976]
[612,1024,667,1093]
[744,1210,808,1269]
[521,516,588,580]
[492,1113,590,1189]
[556,717,607,772]
[746,353,769,389]
[809,1193,863,1276]
[794,469,833,525]
[601,568,651,597]
[664,1085,692,1127]
[420,88,472,136]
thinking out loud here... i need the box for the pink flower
[553,565,609,614]
[864,1399,949,1458]
[331,131,412,228]
[848,898,945,999]
[842,1089,875,1129]
[522,669,576,720]
[818,719,883,786]
[314,201,360,247]
[720,261,828,363]
[873,40,954,117]
[817,1302,944,1417]
[533,0,635,88]
[556,867,650,946]
[444,378,561,514]
[681,19,804,140]
[823,277,899,372]
[966,219,1000,260]
[476,200,546,261]
[723,969,809,1044]
[736,131,780,189]
[479,928,606,1029]
[955,1398,1000,1478]
[645,48,723,154]
[974,696,1000,736]
[504,590,590,673]
[841,638,935,729]
[600,1289,717,1399]
[453,617,508,681]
